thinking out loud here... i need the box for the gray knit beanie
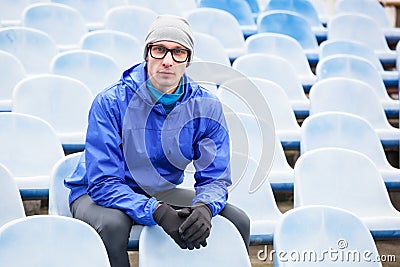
[143,15,194,65]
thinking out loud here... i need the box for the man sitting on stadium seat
[65,15,250,267]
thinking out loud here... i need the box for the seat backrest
[246,78,302,140]
[300,111,394,171]
[267,136,294,190]
[0,113,65,177]
[294,147,398,218]
[315,55,393,102]
[105,6,158,45]
[199,0,255,26]
[257,10,319,50]
[0,26,58,74]
[245,0,260,14]
[224,112,263,164]
[139,216,251,267]
[49,152,83,216]
[125,0,150,7]
[12,74,93,146]
[0,215,111,267]
[228,152,282,225]
[51,50,120,95]
[246,32,316,84]
[0,0,30,26]
[52,0,109,30]
[327,13,391,52]
[80,29,142,72]
[185,7,246,58]
[334,0,390,28]
[308,0,331,23]
[22,3,87,50]
[224,112,275,180]
[264,0,323,28]
[0,164,26,227]
[274,205,382,267]
[217,77,276,167]
[319,39,384,71]
[48,151,144,250]
[232,54,309,112]
[193,32,231,66]
[0,51,25,111]
[309,77,394,130]
[147,0,197,16]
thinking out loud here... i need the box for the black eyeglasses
[148,44,190,63]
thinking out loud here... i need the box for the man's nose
[162,51,174,66]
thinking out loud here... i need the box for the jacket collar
[121,61,198,107]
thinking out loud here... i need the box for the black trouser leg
[219,203,251,251]
[70,194,133,267]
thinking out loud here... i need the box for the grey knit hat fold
[143,15,194,64]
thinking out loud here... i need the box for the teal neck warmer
[147,78,184,114]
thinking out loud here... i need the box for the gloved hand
[153,203,188,249]
[178,203,212,249]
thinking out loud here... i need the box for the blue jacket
[64,62,231,226]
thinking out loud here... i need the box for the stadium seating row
[0,1,399,265]
[1,0,398,62]
[1,57,399,184]
[0,142,396,266]
[1,109,400,238]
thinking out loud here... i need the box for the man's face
[146,41,189,94]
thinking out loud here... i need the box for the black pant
[71,190,250,267]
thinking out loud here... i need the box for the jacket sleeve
[85,94,159,226]
[192,98,232,216]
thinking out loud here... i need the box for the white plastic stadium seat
[327,13,396,67]
[0,26,58,75]
[0,215,111,267]
[0,51,25,111]
[309,77,400,148]
[294,147,400,238]
[52,0,110,30]
[139,216,251,267]
[274,205,382,266]
[79,30,142,72]
[186,7,246,61]
[319,40,398,88]
[0,113,65,198]
[315,54,399,117]
[301,111,400,189]
[0,164,26,228]
[51,50,120,95]
[49,152,144,250]
[22,3,87,51]
[246,33,317,92]
[12,74,94,152]
[232,54,310,118]
[105,6,158,46]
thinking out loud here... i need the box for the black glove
[178,203,212,249]
[153,203,188,249]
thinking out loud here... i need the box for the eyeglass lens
[149,45,189,63]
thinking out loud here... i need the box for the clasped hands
[153,202,212,250]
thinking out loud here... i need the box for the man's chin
[154,80,179,93]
